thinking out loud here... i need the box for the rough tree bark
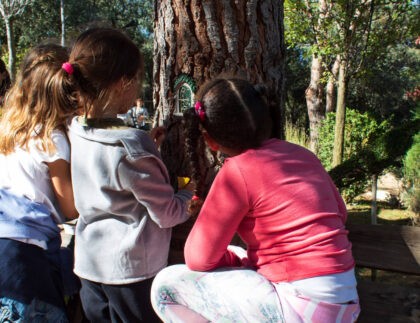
[304,0,332,154]
[60,0,65,47]
[154,0,285,263]
[332,56,347,167]
[305,54,324,154]
[154,0,285,183]
[326,56,339,113]
[4,17,15,80]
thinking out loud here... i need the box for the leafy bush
[318,109,388,170]
[402,132,420,223]
[318,108,389,202]
[285,120,309,149]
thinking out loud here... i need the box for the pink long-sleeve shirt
[184,139,355,282]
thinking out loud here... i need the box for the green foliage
[319,109,389,170]
[401,107,420,220]
[328,117,419,202]
[284,0,333,57]
[319,109,390,201]
[404,133,420,185]
[285,0,416,64]
[0,0,154,86]
[284,45,310,129]
[285,120,309,149]
[348,44,420,120]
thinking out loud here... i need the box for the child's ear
[203,132,220,152]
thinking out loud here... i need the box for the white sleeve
[45,130,70,163]
[29,130,70,164]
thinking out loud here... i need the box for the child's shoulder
[68,116,159,158]
[120,130,160,158]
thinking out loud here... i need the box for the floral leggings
[151,264,360,323]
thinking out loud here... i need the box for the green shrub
[285,120,309,149]
[402,132,420,223]
[318,109,388,170]
[318,109,389,202]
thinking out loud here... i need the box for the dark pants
[0,238,68,322]
[80,277,161,323]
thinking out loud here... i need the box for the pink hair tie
[62,62,74,75]
[194,101,205,121]
[192,195,200,201]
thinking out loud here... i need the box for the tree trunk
[326,56,339,113]
[154,0,285,264]
[332,57,347,167]
[305,54,325,153]
[5,17,15,81]
[154,1,284,116]
[371,174,378,225]
[154,0,285,184]
[61,0,65,47]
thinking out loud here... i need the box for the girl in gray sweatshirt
[64,27,193,322]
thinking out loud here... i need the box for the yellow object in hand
[177,177,191,189]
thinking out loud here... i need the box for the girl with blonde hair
[0,43,78,322]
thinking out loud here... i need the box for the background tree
[329,0,415,166]
[285,0,416,160]
[284,45,309,130]
[0,0,29,80]
[60,0,65,46]
[285,0,334,153]
[347,43,419,121]
[0,0,154,89]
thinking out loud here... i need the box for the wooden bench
[347,223,420,323]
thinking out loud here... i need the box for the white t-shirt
[0,129,70,224]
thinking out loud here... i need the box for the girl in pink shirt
[151,77,360,322]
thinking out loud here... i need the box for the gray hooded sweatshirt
[68,117,192,284]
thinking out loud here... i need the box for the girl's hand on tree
[150,126,166,147]
[177,177,196,192]
[187,193,203,217]
[177,177,200,216]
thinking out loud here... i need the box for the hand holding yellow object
[177,177,191,189]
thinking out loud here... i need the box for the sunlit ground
[347,201,415,226]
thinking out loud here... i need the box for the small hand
[227,245,251,267]
[177,177,196,192]
[150,126,166,147]
[187,194,203,217]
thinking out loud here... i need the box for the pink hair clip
[194,101,205,121]
[191,195,200,201]
[62,62,74,75]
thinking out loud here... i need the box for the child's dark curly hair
[183,76,274,202]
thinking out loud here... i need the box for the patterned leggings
[151,264,360,323]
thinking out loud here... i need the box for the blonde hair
[0,43,76,154]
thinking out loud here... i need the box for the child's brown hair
[66,27,143,117]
